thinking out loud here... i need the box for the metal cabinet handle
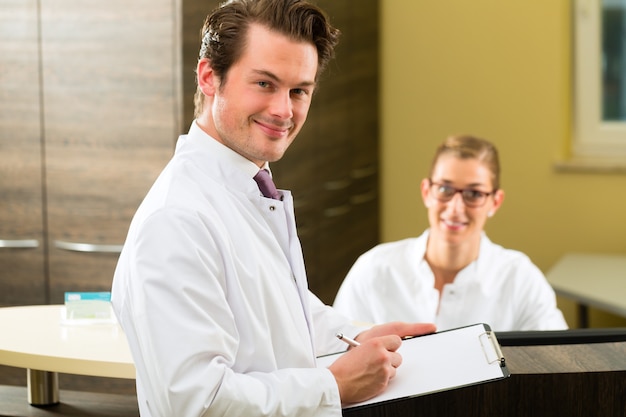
[350,164,377,179]
[323,179,352,191]
[350,190,377,205]
[0,239,39,248]
[54,240,123,253]
[323,204,351,218]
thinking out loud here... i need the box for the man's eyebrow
[252,69,316,88]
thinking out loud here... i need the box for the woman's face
[421,155,504,248]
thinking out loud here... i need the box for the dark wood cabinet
[0,0,49,306]
[272,0,381,304]
[40,0,181,302]
[0,0,181,306]
[0,0,181,394]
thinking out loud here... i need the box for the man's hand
[355,322,437,344]
[328,322,436,405]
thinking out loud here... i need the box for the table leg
[27,368,59,405]
[578,304,589,328]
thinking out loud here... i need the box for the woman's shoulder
[361,234,425,260]
[479,234,539,273]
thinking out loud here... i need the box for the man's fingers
[389,351,402,369]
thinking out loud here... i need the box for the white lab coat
[333,230,568,332]
[112,122,358,417]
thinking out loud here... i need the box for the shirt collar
[417,229,487,281]
[188,120,271,180]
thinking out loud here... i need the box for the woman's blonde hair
[429,135,501,190]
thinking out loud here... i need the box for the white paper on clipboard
[316,323,510,409]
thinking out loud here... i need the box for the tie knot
[253,169,280,200]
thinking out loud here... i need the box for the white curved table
[0,305,135,406]
[546,253,626,327]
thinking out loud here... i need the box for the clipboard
[317,323,510,409]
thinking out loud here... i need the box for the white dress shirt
[112,121,358,417]
[333,230,568,332]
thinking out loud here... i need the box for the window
[573,0,626,160]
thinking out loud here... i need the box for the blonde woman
[334,135,567,332]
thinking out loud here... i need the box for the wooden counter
[343,342,626,417]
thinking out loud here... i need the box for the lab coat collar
[184,120,270,180]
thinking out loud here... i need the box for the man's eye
[257,81,270,88]
[291,88,307,96]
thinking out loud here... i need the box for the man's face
[201,24,318,167]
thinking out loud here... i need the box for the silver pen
[335,332,361,347]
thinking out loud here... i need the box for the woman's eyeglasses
[428,180,495,208]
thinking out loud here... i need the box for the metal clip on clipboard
[479,330,506,367]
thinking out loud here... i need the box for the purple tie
[253,169,280,200]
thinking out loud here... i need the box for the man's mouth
[255,119,292,138]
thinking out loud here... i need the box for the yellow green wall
[380,0,626,328]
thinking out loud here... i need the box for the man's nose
[270,91,293,119]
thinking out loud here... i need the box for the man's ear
[197,58,218,97]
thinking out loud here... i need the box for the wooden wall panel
[272,0,380,304]
[0,0,47,306]
[181,0,217,129]
[39,0,181,302]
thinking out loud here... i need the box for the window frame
[573,0,626,158]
